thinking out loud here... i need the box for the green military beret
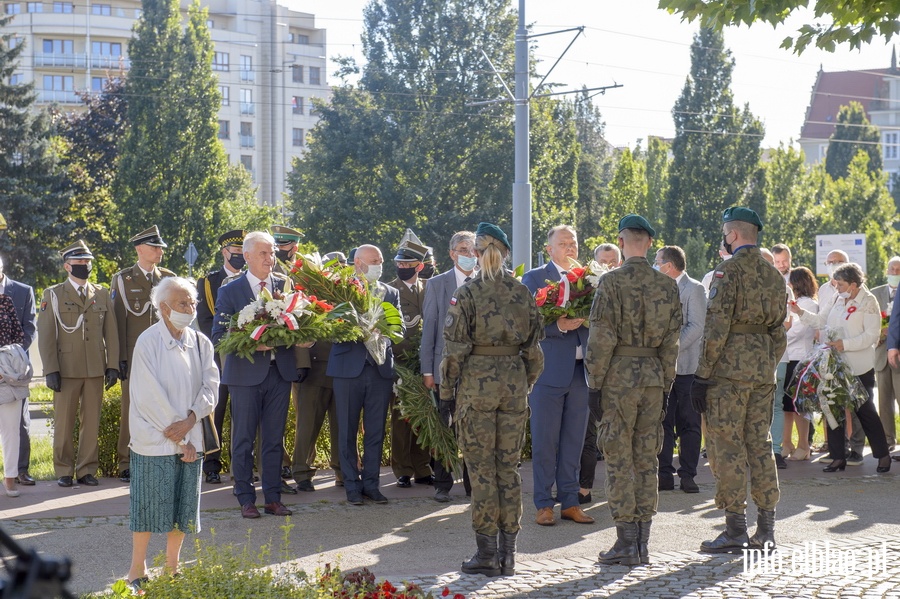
[723,206,763,231]
[617,214,656,238]
[475,222,511,250]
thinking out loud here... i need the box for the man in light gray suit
[420,230,475,502]
[873,256,900,449]
[655,246,706,493]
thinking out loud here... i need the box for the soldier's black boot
[636,520,651,564]
[598,522,640,566]
[461,533,501,577]
[700,511,750,554]
[748,508,776,551]
[498,530,517,576]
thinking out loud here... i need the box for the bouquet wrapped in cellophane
[285,252,403,364]
[786,331,868,429]
[534,259,606,325]
[216,286,356,361]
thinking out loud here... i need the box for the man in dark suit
[521,225,593,526]
[0,256,37,485]
[388,238,433,489]
[327,244,404,505]
[654,245,706,493]
[420,231,476,502]
[196,229,245,484]
[212,231,299,519]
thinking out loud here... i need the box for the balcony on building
[239,134,255,148]
[38,89,79,103]
[239,68,254,82]
[240,102,255,115]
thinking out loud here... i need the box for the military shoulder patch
[450,296,457,306]
[714,271,725,279]
[709,287,718,299]
[445,313,455,327]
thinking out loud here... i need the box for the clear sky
[289,0,895,150]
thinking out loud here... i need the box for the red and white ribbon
[556,277,570,307]
[280,313,299,330]
[251,324,269,340]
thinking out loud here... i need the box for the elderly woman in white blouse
[789,263,891,474]
[125,277,218,593]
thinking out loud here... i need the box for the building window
[43,39,74,54]
[26,2,42,12]
[5,3,21,14]
[206,19,213,29]
[884,132,899,160]
[292,128,305,147]
[219,85,229,106]
[240,155,254,181]
[92,41,122,56]
[240,88,253,115]
[10,73,22,85]
[309,66,321,86]
[240,55,253,81]
[292,64,303,83]
[91,3,110,15]
[819,144,828,160]
[240,122,254,147]
[52,1,72,12]
[91,77,109,92]
[292,96,304,115]
[134,8,141,17]
[218,120,230,140]
[212,51,229,71]
[44,74,73,90]
[289,33,309,45]
[9,36,22,48]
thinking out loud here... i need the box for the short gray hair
[593,243,620,261]
[243,231,275,255]
[449,231,475,250]
[150,277,198,310]
[547,225,576,244]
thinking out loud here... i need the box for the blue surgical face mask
[652,264,661,271]
[457,255,478,272]
[887,274,900,287]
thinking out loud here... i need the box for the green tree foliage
[824,101,882,180]
[658,0,900,54]
[56,76,128,281]
[665,28,764,274]
[644,137,671,233]
[114,0,267,275]
[0,17,71,289]
[288,0,578,270]
[596,147,647,242]
[572,90,617,251]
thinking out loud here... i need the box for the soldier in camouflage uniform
[585,214,682,567]
[440,222,544,578]
[690,207,787,554]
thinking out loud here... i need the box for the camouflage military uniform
[440,274,544,535]
[585,256,682,523]
[696,246,787,514]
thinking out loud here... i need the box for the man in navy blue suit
[327,244,404,505]
[521,225,593,526]
[0,256,37,485]
[212,231,300,519]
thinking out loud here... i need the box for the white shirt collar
[68,278,87,292]
[675,272,685,284]
[138,264,154,278]
[454,266,472,288]
[245,271,272,297]
[0,275,6,295]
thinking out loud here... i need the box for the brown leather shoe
[264,501,293,516]
[535,507,556,526]
[16,472,35,486]
[241,503,261,519]
[561,505,595,524]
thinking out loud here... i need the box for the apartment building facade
[3,0,328,207]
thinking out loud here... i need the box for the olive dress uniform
[38,243,120,482]
[389,274,433,483]
[693,207,787,554]
[111,261,175,476]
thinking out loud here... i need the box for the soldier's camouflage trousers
[706,377,780,513]
[599,385,664,523]
[457,392,528,536]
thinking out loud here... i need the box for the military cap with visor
[218,229,246,249]
[617,214,656,238]
[270,225,303,244]
[722,206,764,231]
[130,225,168,248]
[59,239,94,261]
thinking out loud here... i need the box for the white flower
[237,301,260,327]
[265,300,284,319]
[824,373,834,380]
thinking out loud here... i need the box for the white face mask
[887,274,900,288]
[166,304,196,330]
[837,291,851,300]
[363,263,382,283]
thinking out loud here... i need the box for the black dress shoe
[774,454,788,470]
[658,476,675,491]
[77,474,99,486]
[281,481,298,495]
[876,456,891,473]
[295,480,315,492]
[397,476,412,488]
[346,491,364,505]
[16,472,36,486]
[119,469,131,483]
[58,476,73,488]
[205,472,222,484]
[680,476,700,494]
[823,459,846,472]
[578,492,591,505]
[281,466,292,479]
[363,489,389,504]
[414,474,435,485]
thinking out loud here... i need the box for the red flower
[535,286,549,307]
[380,581,397,594]
[442,587,451,597]
[566,267,585,282]
[453,594,466,599]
